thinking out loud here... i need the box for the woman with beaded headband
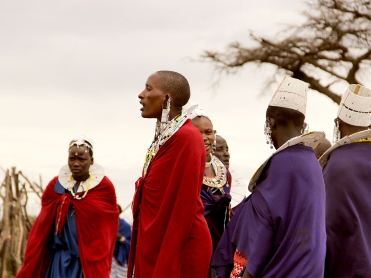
[16,135,118,278]
[128,71,212,278]
[318,84,371,277]
[212,76,326,278]
[190,106,232,276]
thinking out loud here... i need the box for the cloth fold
[128,120,212,278]
[16,176,118,278]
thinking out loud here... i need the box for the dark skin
[315,138,332,159]
[335,117,370,138]
[242,270,253,278]
[138,73,182,121]
[266,117,302,149]
[214,135,230,168]
[68,145,94,183]
[192,116,216,178]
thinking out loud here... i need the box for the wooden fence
[0,167,43,278]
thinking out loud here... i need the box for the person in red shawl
[16,135,118,278]
[128,71,212,278]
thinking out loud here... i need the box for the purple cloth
[323,143,371,277]
[212,144,326,278]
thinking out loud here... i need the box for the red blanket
[16,176,118,278]
[128,120,212,278]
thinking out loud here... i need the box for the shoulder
[99,176,115,189]
[170,120,204,148]
[45,176,59,191]
[272,145,316,168]
[266,145,321,184]
[326,143,371,170]
[175,120,202,139]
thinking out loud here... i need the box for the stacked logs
[0,167,43,278]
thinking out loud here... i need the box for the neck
[340,124,368,138]
[169,107,182,120]
[276,128,301,149]
[73,173,90,182]
[206,154,212,162]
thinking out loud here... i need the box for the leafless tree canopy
[202,0,371,104]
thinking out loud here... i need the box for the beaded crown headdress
[183,102,209,120]
[269,76,309,116]
[337,84,371,127]
[69,134,94,154]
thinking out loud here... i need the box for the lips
[140,101,145,111]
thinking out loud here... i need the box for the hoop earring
[333,120,341,144]
[264,121,274,149]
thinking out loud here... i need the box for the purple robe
[323,143,371,277]
[212,144,326,277]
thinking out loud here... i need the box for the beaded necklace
[143,113,187,176]
[67,174,92,199]
[353,137,371,143]
[203,155,227,193]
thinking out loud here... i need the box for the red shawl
[16,176,118,278]
[128,120,212,278]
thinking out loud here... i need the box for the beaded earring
[333,119,341,144]
[264,121,274,149]
[161,97,171,124]
[302,122,309,134]
[212,136,217,154]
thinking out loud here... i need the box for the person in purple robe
[212,76,326,278]
[319,84,371,277]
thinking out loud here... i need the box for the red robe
[16,176,118,278]
[128,120,212,278]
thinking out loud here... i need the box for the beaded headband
[337,84,371,127]
[269,76,309,116]
[69,135,94,154]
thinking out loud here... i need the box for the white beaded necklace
[67,174,92,199]
[143,113,187,176]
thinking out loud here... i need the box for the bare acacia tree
[202,0,371,104]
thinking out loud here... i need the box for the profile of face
[68,145,94,181]
[214,135,230,168]
[192,116,215,158]
[138,73,167,120]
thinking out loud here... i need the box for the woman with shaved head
[129,71,212,278]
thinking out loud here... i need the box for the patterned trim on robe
[230,249,248,278]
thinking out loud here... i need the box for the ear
[162,94,171,109]
[91,157,94,165]
[267,117,276,130]
[214,130,217,135]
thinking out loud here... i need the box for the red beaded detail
[230,249,248,278]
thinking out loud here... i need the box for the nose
[225,151,230,159]
[138,89,145,100]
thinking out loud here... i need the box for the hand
[119,236,126,243]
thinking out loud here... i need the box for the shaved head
[315,138,332,159]
[156,71,190,107]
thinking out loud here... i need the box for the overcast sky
[0,0,340,217]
